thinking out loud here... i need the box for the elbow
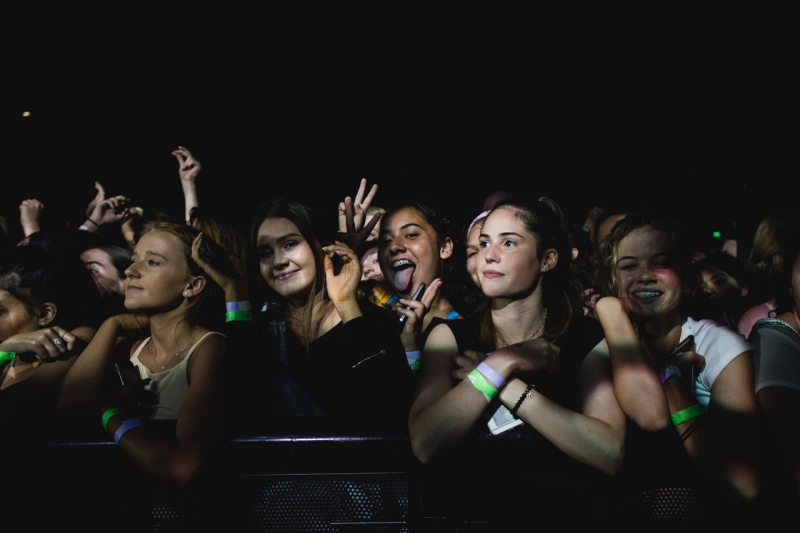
[632,414,670,433]
[168,459,203,489]
[409,432,435,465]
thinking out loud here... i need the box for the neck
[147,307,197,353]
[491,284,547,343]
[637,308,683,361]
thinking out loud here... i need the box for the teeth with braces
[392,259,414,269]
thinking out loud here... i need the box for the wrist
[334,299,361,323]
[483,352,517,380]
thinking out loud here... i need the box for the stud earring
[184,291,190,297]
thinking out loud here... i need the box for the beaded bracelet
[510,383,535,416]
[468,369,498,403]
[670,404,705,426]
[101,408,124,432]
[114,418,144,445]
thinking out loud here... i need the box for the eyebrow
[617,252,673,262]
[137,250,169,261]
[257,233,302,247]
[479,231,525,239]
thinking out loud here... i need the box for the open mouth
[391,259,416,293]
[633,290,662,302]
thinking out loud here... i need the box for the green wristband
[468,369,498,402]
[226,310,252,322]
[101,408,124,432]
[670,404,705,426]
[408,359,421,371]
[0,351,16,365]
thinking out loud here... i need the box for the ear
[439,237,454,260]
[183,276,207,298]
[540,248,558,273]
[38,302,58,327]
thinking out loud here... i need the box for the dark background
[3,12,797,248]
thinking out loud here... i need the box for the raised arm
[172,146,202,223]
[19,199,45,237]
[594,296,670,431]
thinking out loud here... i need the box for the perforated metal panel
[640,486,701,524]
[242,477,409,532]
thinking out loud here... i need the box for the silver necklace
[496,308,548,347]
[150,325,199,370]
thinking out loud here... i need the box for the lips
[391,259,416,293]
[632,290,662,302]
[274,270,299,282]
[482,270,503,279]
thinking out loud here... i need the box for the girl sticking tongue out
[379,203,459,353]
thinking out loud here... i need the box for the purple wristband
[226,301,251,312]
[113,418,144,444]
[660,365,681,384]
[476,361,505,389]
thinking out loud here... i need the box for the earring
[184,291,191,297]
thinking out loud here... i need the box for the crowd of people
[2,146,799,527]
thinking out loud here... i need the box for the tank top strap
[130,337,152,364]
[183,331,225,362]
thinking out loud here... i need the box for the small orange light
[22,111,31,117]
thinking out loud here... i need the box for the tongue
[393,266,415,293]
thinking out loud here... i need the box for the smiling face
[478,207,549,300]
[378,207,452,297]
[124,231,196,313]
[81,248,126,296]
[257,217,317,303]
[614,225,682,320]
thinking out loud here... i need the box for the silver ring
[53,338,64,348]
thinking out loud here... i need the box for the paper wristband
[114,418,145,444]
[226,301,252,312]
[660,365,681,384]
[406,350,421,371]
[0,351,16,365]
[101,408,124,432]
[476,362,506,389]
[226,310,252,322]
[670,404,705,426]
[468,369,498,403]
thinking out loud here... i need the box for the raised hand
[397,278,442,351]
[172,146,202,182]
[337,179,381,251]
[323,242,362,322]
[19,198,45,237]
[191,233,249,302]
[85,181,106,218]
[89,196,130,226]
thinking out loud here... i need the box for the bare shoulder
[186,331,226,380]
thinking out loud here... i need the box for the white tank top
[130,331,224,420]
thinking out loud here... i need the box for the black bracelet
[87,218,100,228]
[510,383,535,416]
[679,416,706,443]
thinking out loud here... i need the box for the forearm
[181,180,199,222]
[105,415,213,487]
[499,379,624,475]
[597,300,669,430]
[409,379,491,464]
[57,319,121,419]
